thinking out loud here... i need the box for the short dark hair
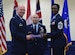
[52,3,60,11]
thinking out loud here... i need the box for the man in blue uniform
[9,5,27,55]
[26,14,47,55]
[47,4,66,55]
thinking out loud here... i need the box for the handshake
[26,34,47,40]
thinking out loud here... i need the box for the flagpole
[51,0,54,55]
[0,47,2,55]
[62,0,72,54]
[64,49,66,55]
[51,48,53,55]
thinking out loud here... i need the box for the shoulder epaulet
[28,24,32,26]
[39,23,45,27]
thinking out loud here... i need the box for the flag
[0,0,7,54]
[62,0,72,46]
[36,0,42,24]
[51,0,54,5]
[13,0,18,17]
[26,0,32,25]
[51,0,54,18]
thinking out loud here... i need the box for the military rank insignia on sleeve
[58,21,63,30]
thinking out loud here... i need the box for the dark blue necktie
[34,25,36,33]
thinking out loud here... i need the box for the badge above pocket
[51,20,55,25]
[19,23,23,26]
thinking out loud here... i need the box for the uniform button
[35,43,37,45]
[35,39,37,41]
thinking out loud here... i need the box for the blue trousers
[53,47,64,55]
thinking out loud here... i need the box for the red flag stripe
[26,0,31,20]
[0,17,6,41]
[26,0,32,25]
[36,11,42,18]
[36,0,42,23]
[0,17,7,54]
[14,0,18,8]
[0,0,7,54]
